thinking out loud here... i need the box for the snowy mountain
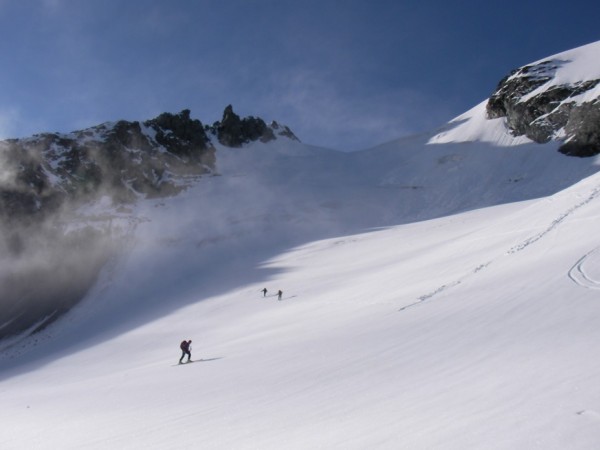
[2,41,600,449]
[0,106,296,339]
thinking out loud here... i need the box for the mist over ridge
[0,106,295,341]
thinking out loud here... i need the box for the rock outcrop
[0,109,216,225]
[211,104,298,147]
[486,59,600,157]
[0,106,297,225]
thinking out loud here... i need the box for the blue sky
[0,0,598,150]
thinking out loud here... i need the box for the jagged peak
[15,106,299,150]
[208,104,299,147]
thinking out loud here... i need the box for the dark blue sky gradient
[0,0,598,150]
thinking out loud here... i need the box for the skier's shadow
[172,357,223,367]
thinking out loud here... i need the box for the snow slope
[1,131,600,448]
[3,40,600,448]
[427,100,534,145]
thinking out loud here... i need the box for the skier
[179,339,192,364]
[262,288,267,297]
[277,290,283,301]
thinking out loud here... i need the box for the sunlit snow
[2,41,600,450]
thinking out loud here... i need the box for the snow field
[4,49,600,448]
[3,169,600,448]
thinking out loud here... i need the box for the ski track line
[401,185,600,312]
[568,247,600,290]
[507,185,600,255]
[399,281,463,311]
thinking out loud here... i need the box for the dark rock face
[0,106,295,227]
[215,105,272,147]
[212,105,298,147]
[486,59,600,156]
[561,102,600,156]
[0,109,217,221]
[144,109,212,159]
[269,120,299,142]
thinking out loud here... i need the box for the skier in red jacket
[179,339,192,364]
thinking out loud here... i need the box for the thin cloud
[259,68,449,151]
[0,107,20,140]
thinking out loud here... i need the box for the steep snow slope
[2,160,600,449]
[427,100,534,145]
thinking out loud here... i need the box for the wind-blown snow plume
[0,107,296,342]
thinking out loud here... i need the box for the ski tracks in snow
[399,261,494,312]
[399,281,462,311]
[401,184,600,311]
[507,185,600,254]
[568,247,600,290]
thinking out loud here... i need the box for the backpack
[180,340,189,351]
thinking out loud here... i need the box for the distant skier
[262,288,268,297]
[179,339,192,364]
[277,290,283,301]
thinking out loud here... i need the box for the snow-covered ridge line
[528,40,600,84]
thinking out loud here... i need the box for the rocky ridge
[0,106,297,223]
[486,55,600,157]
